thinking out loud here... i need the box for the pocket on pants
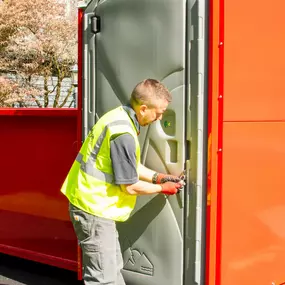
[95,218,117,282]
[83,248,103,274]
[69,206,95,247]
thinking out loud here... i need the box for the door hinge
[91,16,100,34]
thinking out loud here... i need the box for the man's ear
[139,104,148,115]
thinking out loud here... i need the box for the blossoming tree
[0,0,77,107]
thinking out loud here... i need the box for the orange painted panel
[221,122,285,285]
[224,0,285,121]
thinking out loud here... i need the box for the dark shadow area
[0,254,83,285]
[117,194,166,249]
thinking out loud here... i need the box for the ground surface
[0,254,83,285]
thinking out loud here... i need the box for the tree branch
[59,84,74,108]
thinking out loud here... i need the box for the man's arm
[120,180,181,196]
[138,163,156,183]
[111,134,182,196]
[139,163,184,184]
[120,180,162,195]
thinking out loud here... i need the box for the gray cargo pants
[69,203,126,285]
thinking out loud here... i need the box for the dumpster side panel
[208,0,285,284]
[0,110,80,271]
[221,123,285,285]
[224,1,285,122]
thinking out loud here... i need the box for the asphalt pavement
[0,254,83,285]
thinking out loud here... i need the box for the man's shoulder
[111,133,135,145]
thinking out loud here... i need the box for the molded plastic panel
[83,0,208,284]
[84,0,187,284]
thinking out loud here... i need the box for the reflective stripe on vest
[75,119,134,184]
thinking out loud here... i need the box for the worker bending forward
[61,79,184,285]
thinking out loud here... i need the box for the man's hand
[152,172,181,184]
[161,182,182,195]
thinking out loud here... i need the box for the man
[61,79,184,285]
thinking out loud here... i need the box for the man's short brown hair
[130,79,172,108]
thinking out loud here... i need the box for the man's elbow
[120,184,137,195]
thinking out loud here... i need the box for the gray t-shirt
[110,133,138,185]
[110,105,140,185]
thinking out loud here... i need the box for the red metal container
[0,8,84,273]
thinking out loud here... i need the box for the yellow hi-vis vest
[61,106,141,222]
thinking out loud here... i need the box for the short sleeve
[110,133,139,185]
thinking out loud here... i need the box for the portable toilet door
[81,0,208,284]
